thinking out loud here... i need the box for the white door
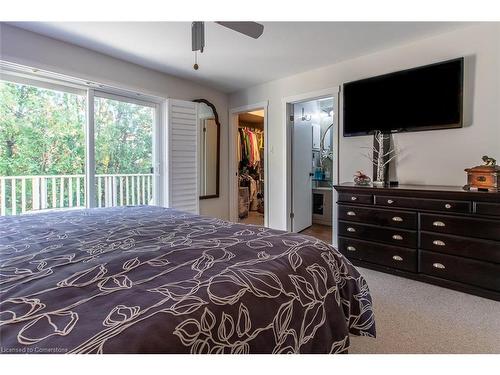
[292,105,313,232]
[166,99,199,214]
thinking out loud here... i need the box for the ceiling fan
[191,22,264,70]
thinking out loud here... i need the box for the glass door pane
[0,80,86,216]
[93,95,155,208]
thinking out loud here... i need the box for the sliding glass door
[93,93,156,208]
[0,76,159,216]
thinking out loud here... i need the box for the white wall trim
[229,101,269,225]
[230,102,269,115]
[281,87,341,106]
[282,86,340,245]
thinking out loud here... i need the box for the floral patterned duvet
[0,206,375,354]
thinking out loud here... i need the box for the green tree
[0,81,153,177]
[0,81,86,176]
[0,81,154,215]
[94,97,153,174]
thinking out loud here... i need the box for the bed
[0,206,375,354]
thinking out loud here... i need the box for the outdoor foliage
[0,81,86,176]
[94,96,153,175]
[0,81,154,215]
[0,81,153,177]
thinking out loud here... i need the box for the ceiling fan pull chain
[193,51,199,71]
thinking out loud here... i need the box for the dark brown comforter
[0,206,375,354]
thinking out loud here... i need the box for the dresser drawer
[339,237,417,272]
[420,231,500,264]
[374,195,471,213]
[420,213,500,241]
[338,192,373,205]
[474,202,500,216]
[420,250,500,292]
[339,221,417,248]
[338,204,417,229]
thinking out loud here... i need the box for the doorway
[284,88,339,245]
[229,103,268,226]
[237,111,265,225]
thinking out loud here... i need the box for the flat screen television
[343,57,464,137]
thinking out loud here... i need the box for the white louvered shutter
[167,99,199,214]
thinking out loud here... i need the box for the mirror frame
[193,99,220,200]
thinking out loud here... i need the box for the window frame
[1,63,163,212]
[92,90,160,207]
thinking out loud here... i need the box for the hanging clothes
[239,127,260,167]
[238,129,249,165]
[238,125,264,213]
[258,132,264,149]
[250,131,260,163]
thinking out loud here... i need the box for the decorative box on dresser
[334,183,500,301]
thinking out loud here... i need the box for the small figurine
[482,155,497,166]
[354,171,371,186]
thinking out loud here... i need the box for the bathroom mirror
[194,99,220,199]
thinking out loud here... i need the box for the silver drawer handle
[433,221,446,227]
[347,246,356,252]
[351,196,357,201]
[433,263,446,269]
[392,216,403,222]
[347,211,356,216]
[392,255,403,261]
[347,227,356,232]
[392,234,403,240]
[387,199,394,204]
[433,240,446,246]
[444,203,452,209]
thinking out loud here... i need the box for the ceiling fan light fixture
[191,21,205,52]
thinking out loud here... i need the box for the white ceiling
[10,22,471,93]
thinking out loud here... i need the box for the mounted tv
[343,57,464,137]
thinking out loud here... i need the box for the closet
[237,111,264,225]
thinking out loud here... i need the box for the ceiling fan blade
[215,22,264,39]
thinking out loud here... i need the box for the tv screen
[343,58,463,136]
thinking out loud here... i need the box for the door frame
[282,87,340,245]
[229,101,269,226]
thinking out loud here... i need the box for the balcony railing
[0,174,154,216]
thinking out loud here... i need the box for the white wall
[229,23,500,230]
[0,23,230,219]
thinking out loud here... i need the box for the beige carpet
[349,267,500,354]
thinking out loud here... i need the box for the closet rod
[238,125,263,131]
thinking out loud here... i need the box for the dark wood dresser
[334,183,500,301]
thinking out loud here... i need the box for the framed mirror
[194,99,220,199]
